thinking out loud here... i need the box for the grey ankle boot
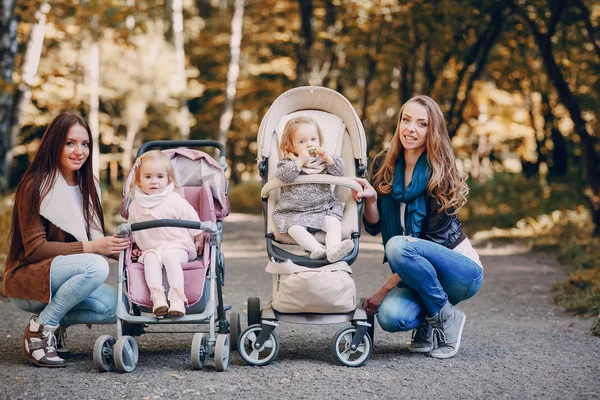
[408,322,432,353]
[425,302,466,359]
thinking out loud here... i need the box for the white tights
[143,248,188,290]
[287,216,342,252]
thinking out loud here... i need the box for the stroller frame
[93,140,239,373]
[238,87,374,367]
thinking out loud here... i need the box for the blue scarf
[379,152,431,247]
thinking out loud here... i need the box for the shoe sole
[153,306,168,316]
[22,355,66,368]
[430,313,466,359]
[408,345,432,353]
[168,311,185,317]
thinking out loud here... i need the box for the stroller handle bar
[137,140,227,171]
[116,220,218,238]
[261,175,363,199]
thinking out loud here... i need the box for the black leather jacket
[362,151,466,250]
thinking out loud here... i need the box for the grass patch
[228,180,262,215]
[0,195,13,281]
[466,173,600,336]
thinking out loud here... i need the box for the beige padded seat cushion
[266,110,358,245]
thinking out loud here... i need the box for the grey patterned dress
[273,156,345,234]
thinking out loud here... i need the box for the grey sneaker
[425,302,466,359]
[408,322,432,353]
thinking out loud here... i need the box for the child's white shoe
[149,287,168,316]
[310,247,327,260]
[327,239,354,263]
[168,287,188,317]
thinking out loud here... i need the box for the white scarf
[39,172,104,242]
[134,183,175,209]
[287,154,327,175]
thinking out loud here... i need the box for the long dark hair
[7,112,105,262]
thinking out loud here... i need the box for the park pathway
[1,214,598,399]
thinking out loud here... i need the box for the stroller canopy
[257,86,367,166]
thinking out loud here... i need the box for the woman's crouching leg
[59,283,117,326]
[376,286,424,332]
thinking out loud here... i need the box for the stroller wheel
[93,335,115,372]
[238,324,279,366]
[332,325,372,368]
[247,297,261,326]
[114,336,139,373]
[229,311,241,351]
[191,333,207,370]
[214,334,230,371]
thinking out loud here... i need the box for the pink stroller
[92,140,240,372]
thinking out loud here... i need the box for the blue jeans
[376,236,484,332]
[10,254,117,327]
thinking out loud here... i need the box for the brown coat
[2,173,104,303]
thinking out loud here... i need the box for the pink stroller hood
[121,148,230,221]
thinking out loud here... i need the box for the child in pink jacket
[128,150,204,317]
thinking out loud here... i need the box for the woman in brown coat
[3,112,129,367]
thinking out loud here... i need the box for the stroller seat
[263,109,360,251]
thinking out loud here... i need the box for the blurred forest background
[0,0,599,334]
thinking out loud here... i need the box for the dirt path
[1,214,598,399]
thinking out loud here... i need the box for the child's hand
[316,147,334,164]
[295,148,312,169]
[131,247,142,261]
[195,237,205,255]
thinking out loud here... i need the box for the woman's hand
[85,235,130,256]
[352,177,377,202]
[364,287,388,316]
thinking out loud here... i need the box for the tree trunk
[447,7,503,136]
[87,13,101,179]
[7,2,50,188]
[171,0,190,140]
[514,0,600,233]
[218,0,245,148]
[0,0,18,191]
[121,99,149,173]
[541,92,567,177]
[572,0,600,59]
[296,0,313,86]
[320,0,337,88]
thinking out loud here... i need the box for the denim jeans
[376,236,484,332]
[10,254,117,327]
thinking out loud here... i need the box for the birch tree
[218,0,245,147]
[88,13,101,178]
[7,2,50,184]
[171,0,190,139]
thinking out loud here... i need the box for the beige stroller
[237,86,373,367]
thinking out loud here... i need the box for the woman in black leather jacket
[353,95,484,359]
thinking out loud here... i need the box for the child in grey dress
[273,116,354,263]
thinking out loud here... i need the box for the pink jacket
[128,192,203,263]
